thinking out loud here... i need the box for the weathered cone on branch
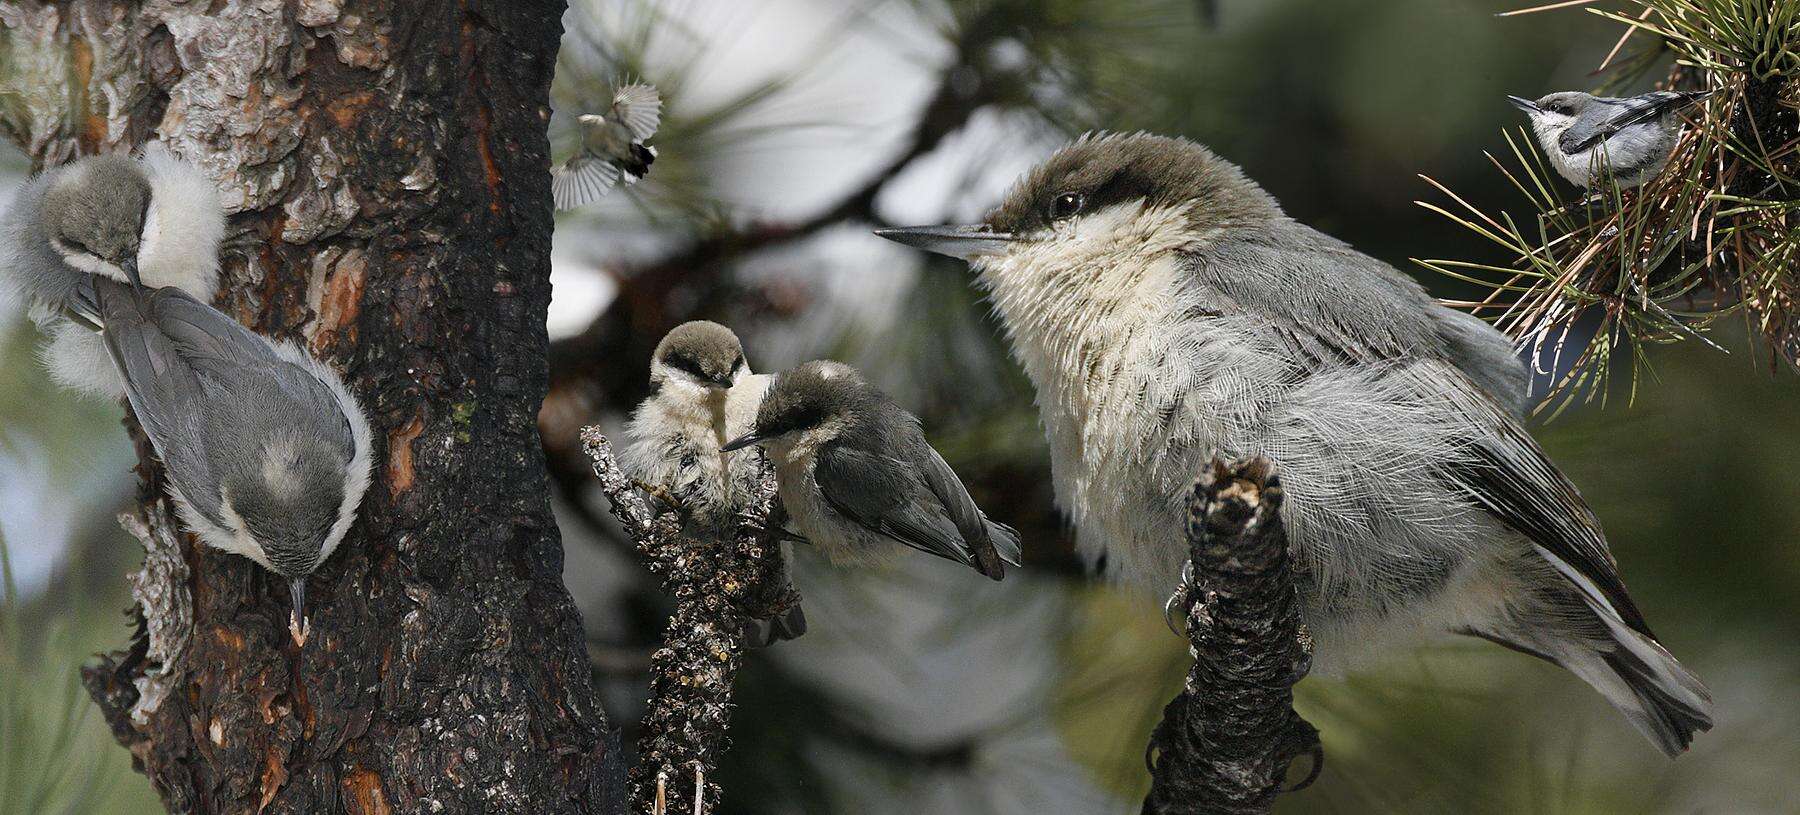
[1142,456,1321,815]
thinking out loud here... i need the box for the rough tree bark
[1143,457,1321,815]
[1,2,620,812]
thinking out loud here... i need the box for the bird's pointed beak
[120,255,144,288]
[288,577,310,646]
[721,433,765,453]
[1507,95,1541,115]
[874,224,1015,261]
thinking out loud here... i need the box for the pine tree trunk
[0,2,618,812]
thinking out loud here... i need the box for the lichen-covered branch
[1143,457,1321,815]
[580,427,800,815]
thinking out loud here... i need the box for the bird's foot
[1278,717,1324,792]
[634,479,682,511]
[1163,560,1195,636]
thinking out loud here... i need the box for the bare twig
[580,426,801,814]
[1143,457,1320,815]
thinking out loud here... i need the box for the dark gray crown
[986,132,1282,237]
[654,320,745,385]
[753,360,875,438]
[40,154,152,267]
[225,436,348,578]
[1531,91,1600,117]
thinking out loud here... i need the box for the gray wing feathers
[609,83,661,141]
[1192,227,1529,413]
[1561,91,1694,155]
[85,280,356,522]
[88,279,225,522]
[815,444,979,568]
[552,155,623,210]
[919,447,1020,567]
[1428,307,1530,414]
[1436,384,1651,637]
[1192,230,1442,367]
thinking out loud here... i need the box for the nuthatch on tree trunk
[2,150,372,645]
[0,147,223,398]
[67,276,374,647]
[877,131,1711,756]
[723,360,1021,582]
[1509,89,1711,190]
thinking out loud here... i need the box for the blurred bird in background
[0,148,223,398]
[553,82,662,210]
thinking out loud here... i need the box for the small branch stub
[580,426,802,815]
[1143,456,1321,815]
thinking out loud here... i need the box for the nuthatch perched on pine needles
[622,321,804,644]
[1509,89,1712,190]
[552,82,661,210]
[877,131,1711,756]
[0,147,223,398]
[724,360,1021,582]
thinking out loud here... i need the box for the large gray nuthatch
[552,82,661,210]
[65,275,374,645]
[621,321,804,644]
[0,147,224,398]
[1509,90,1711,190]
[876,132,1711,755]
[722,360,1021,582]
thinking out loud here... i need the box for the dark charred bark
[1143,457,1321,815]
[2,2,620,813]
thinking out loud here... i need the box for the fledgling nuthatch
[0,147,224,398]
[876,132,1711,755]
[1509,90,1712,190]
[621,321,804,644]
[66,277,373,646]
[552,82,661,210]
[723,360,1021,582]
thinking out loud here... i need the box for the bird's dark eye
[59,233,94,256]
[1049,192,1086,220]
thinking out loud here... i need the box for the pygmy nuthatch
[622,321,804,644]
[1509,89,1711,190]
[876,132,1710,756]
[65,279,371,646]
[723,360,1021,582]
[553,82,661,210]
[0,147,224,398]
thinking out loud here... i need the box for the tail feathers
[1562,629,1713,755]
[621,143,656,183]
[986,520,1022,567]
